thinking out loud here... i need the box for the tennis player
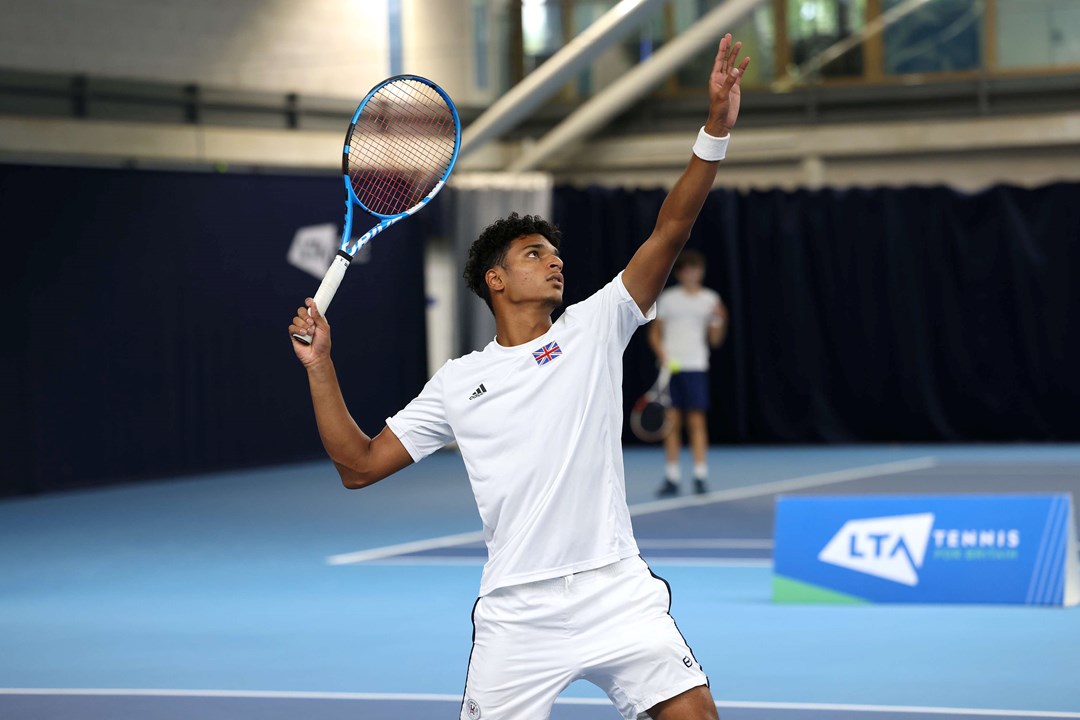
[290,35,749,720]
[649,249,728,497]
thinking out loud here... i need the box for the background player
[649,249,728,496]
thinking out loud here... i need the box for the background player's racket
[630,364,674,442]
[293,75,460,344]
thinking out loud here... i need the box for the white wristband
[692,126,729,161]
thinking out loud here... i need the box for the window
[522,0,564,74]
[995,0,1080,69]
[787,0,866,78]
[674,0,776,89]
[883,0,982,74]
[507,0,1080,103]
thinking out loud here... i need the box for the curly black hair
[463,212,562,311]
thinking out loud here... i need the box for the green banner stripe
[772,575,869,604]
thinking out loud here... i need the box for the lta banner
[773,494,1079,606]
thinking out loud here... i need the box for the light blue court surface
[2,446,1079,719]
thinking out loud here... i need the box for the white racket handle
[293,252,351,345]
[657,364,673,389]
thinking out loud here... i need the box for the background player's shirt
[656,285,721,372]
[386,272,654,596]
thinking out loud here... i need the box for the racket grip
[293,252,351,345]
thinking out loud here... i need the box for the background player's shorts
[669,370,709,412]
[459,556,709,720]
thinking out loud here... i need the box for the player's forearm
[626,157,721,308]
[305,360,374,475]
[653,155,720,250]
[709,302,728,347]
[708,325,726,347]
[645,32,743,266]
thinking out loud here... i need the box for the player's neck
[679,281,703,293]
[493,305,554,347]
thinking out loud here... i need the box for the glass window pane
[674,0,776,89]
[569,1,634,98]
[996,0,1080,69]
[522,0,563,73]
[883,0,983,74]
[788,0,866,78]
[473,0,490,90]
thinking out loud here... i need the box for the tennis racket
[630,364,674,442]
[293,75,461,344]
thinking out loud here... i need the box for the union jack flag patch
[532,341,562,366]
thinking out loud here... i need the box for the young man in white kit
[289,35,749,720]
[649,250,728,497]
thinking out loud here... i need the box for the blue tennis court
[2,445,1078,719]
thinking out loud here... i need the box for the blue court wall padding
[0,164,431,497]
[552,183,1080,445]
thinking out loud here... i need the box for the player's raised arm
[290,299,414,489]
[622,34,749,314]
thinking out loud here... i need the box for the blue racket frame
[292,75,460,344]
[338,74,461,258]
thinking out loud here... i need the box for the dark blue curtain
[553,183,1080,445]
[1,165,430,496]
[6,169,1077,497]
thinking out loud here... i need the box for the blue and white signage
[773,494,1078,606]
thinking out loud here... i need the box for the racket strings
[348,79,456,216]
[352,123,451,213]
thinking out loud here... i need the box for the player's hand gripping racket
[293,75,461,344]
[630,364,674,442]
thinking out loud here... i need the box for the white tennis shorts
[459,555,709,720]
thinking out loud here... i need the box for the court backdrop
[5,167,1078,496]
[0,164,433,496]
[554,182,1080,445]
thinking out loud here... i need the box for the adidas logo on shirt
[468,383,487,401]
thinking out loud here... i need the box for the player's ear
[486,267,504,296]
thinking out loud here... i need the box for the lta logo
[818,513,935,586]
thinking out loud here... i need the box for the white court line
[359,556,486,566]
[327,529,485,566]
[326,457,937,566]
[332,539,772,566]
[635,557,773,569]
[627,456,938,516]
[0,689,459,701]
[2,689,1077,717]
[712,701,1080,718]
[356,556,773,568]
[636,538,774,549]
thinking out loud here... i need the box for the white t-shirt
[656,285,721,372]
[386,272,655,596]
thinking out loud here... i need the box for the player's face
[676,264,705,287]
[497,234,564,309]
